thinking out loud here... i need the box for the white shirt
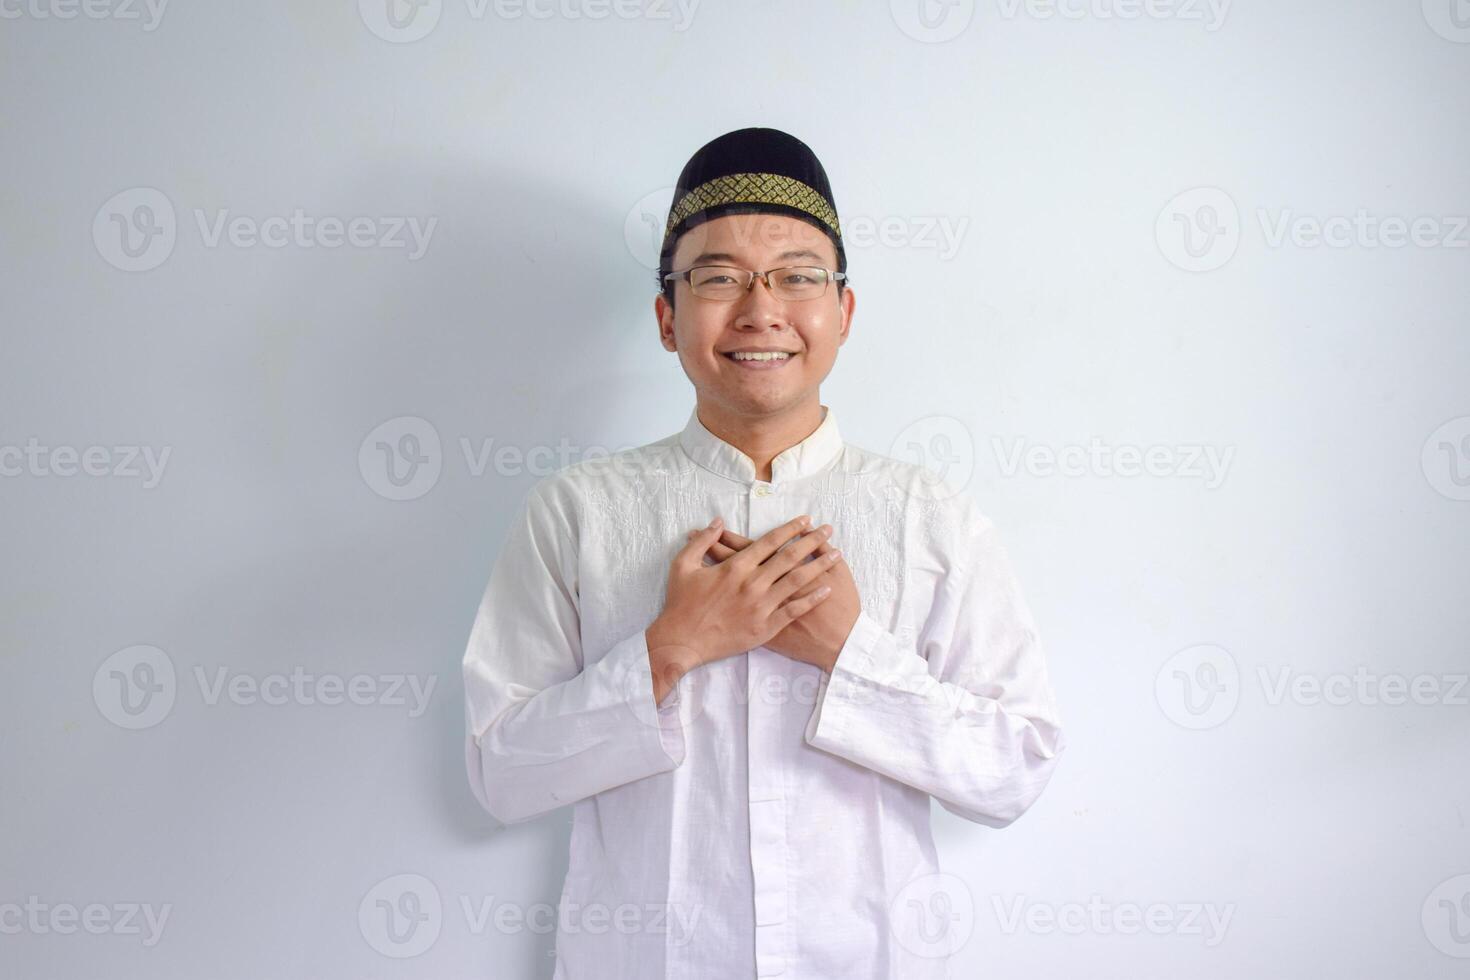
[462,404,1066,979]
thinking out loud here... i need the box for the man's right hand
[645,515,835,703]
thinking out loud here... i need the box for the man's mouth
[721,350,797,365]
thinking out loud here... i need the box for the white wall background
[2,1,1468,977]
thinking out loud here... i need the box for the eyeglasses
[662,265,848,302]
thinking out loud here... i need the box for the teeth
[728,351,792,362]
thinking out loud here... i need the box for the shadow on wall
[146,154,669,954]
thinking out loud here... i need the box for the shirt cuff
[803,610,929,749]
[604,629,687,771]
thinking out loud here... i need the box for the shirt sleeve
[462,477,686,826]
[802,513,1066,828]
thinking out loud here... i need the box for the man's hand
[697,522,861,674]
[646,515,838,702]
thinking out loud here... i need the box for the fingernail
[710,516,722,528]
[827,549,841,560]
[816,585,832,597]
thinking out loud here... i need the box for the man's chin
[710,388,813,418]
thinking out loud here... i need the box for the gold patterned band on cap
[663,172,842,242]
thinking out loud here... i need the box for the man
[462,127,1066,979]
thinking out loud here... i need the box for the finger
[769,542,843,603]
[676,517,725,568]
[793,524,855,590]
[805,533,836,556]
[802,532,850,573]
[731,515,813,570]
[719,524,838,568]
[690,526,740,556]
[798,551,847,598]
[702,540,738,565]
[719,528,753,549]
[753,524,831,590]
[773,533,831,570]
[721,526,833,562]
[781,560,831,599]
[774,582,833,627]
[763,525,824,566]
[694,528,748,565]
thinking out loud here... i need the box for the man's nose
[733,274,786,324]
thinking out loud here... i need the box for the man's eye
[780,274,814,285]
[704,275,735,284]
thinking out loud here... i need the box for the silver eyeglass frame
[661,265,849,301]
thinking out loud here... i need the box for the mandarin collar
[678,404,843,485]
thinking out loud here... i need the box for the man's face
[656,212,855,421]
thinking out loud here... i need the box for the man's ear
[837,283,855,346]
[655,293,677,352]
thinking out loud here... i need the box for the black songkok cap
[658,127,846,290]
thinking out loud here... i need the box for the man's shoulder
[524,431,685,509]
[837,441,996,537]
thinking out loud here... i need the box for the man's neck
[695,398,825,483]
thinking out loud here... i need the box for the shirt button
[754,484,773,497]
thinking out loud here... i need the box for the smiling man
[462,128,1066,979]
